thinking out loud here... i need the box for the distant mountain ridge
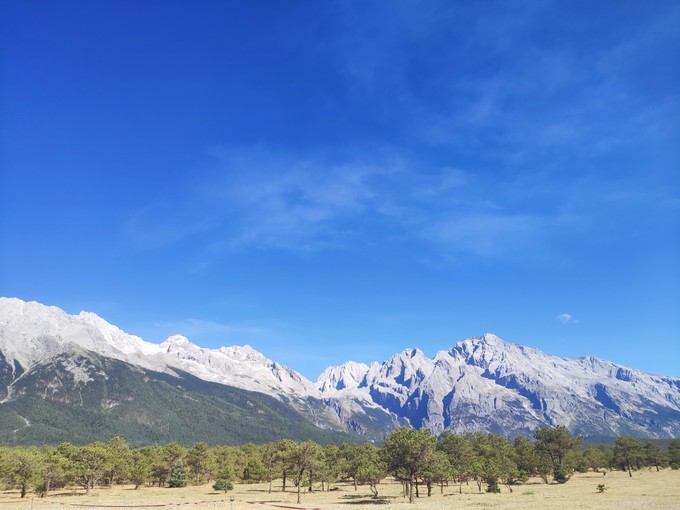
[316,335,680,439]
[1,297,679,444]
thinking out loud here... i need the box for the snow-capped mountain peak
[218,344,268,362]
[370,347,435,388]
[316,360,370,392]
[161,334,191,347]
[317,333,680,438]
[0,298,320,403]
[2,297,679,439]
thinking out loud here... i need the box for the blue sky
[1,1,678,379]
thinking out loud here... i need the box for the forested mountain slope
[0,346,352,446]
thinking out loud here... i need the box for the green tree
[242,457,267,483]
[534,426,580,483]
[212,479,234,492]
[71,443,110,495]
[38,445,69,493]
[439,432,476,494]
[129,448,152,489]
[613,437,644,477]
[160,443,186,487]
[186,442,215,485]
[144,446,168,487]
[469,433,518,493]
[105,437,131,486]
[319,443,341,492]
[513,435,538,480]
[289,441,322,504]
[168,460,188,488]
[260,443,279,493]
[340,442,367,491]
[8,448,43,498]
[54,442,77,488]
[643,442,667,472]
[355,444,387,499]
[419,450,452,496]
[581,447,610,474]
[276,439,296,492]
[212,446,238,488]
[382,427,436,503]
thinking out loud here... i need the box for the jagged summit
[316,361,370,392]
[2,296,680,439]
[315,332,680,438]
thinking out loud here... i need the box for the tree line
[1,427,678,504]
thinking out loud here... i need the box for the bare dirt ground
[1,469,679,510]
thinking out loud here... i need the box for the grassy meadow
[1,469,678,510]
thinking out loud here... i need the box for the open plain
[1,469,679,510]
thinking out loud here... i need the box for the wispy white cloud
[425,214,548,258]
[556,313,578,324]
[328,1,680,166]
[205,147,404,250]
[202,148,563,258]
[118,3,678,267]
[123,138,677,269]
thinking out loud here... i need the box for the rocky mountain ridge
[316,334,680,438]
[2,297,679,441]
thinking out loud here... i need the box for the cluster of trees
[1,428,678,504]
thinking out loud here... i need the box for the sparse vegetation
[0,468,677,509]
[0,428,677,506]
[212,479,233,492]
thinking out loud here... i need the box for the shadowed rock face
[2,297,680,441]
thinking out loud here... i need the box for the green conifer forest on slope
[0,352,353,447]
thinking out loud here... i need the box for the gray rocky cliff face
[318,334,680,438]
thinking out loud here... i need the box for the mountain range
[1,297,678,445]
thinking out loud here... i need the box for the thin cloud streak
[123,141,676,267]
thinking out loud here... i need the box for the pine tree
[168,460,188,488]
[382,427,437,504]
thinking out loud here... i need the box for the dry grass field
[1,469,679,510]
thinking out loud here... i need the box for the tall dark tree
[419,450,452,496]
[72,443,111,495]
[129,448,152,489]
[276,439,296,492]
[319,443,341,492]
[613,437,644,477]
[355,444,386,499]
[8,448,43,498]
[469,433,518,493]
[340,443,367,491]
[168,460,188,488]
[105,437,131,486]
[513,435,538,479]
[439,432,477,494]
[643,442,667,472]
[186,442,215,485]
[534,426,580,483]
[289,441,322,504]
[382,427,436,503]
